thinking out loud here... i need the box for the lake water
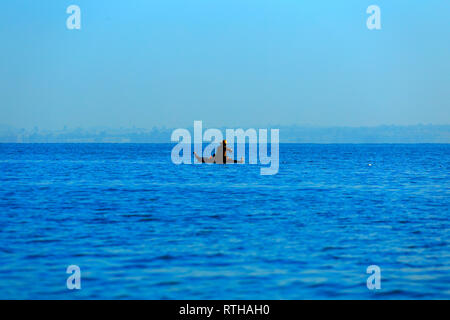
[0,143,449,299]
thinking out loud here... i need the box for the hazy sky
[1,0,449,130]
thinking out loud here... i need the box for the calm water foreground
[0,143,449,299]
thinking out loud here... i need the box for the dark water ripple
[0,143,449,299]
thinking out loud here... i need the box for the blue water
[0,143,449,299]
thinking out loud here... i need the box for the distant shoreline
[0,141,450,146]
[0,124,449,144]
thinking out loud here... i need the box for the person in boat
[193,140,243,164]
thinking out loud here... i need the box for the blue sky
[0,0,449,129]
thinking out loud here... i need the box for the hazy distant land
[0,125,449,144]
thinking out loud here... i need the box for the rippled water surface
[0,144,449,299]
